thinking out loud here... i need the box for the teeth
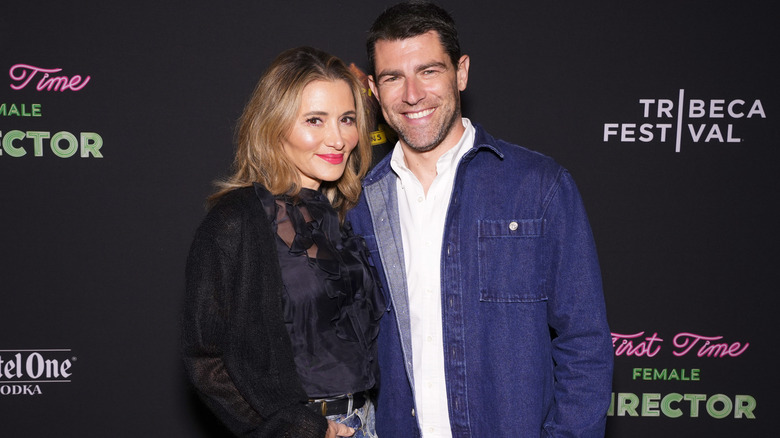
[406,108,434,119]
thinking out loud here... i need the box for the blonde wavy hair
[209,46,372,221]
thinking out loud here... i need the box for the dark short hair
[367,1,461,76]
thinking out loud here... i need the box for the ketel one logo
[603,89,766,152]
[0,349,75,396]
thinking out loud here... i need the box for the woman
[183,47,384,438]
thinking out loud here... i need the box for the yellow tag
[370,130,387,146]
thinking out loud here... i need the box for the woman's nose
[325,122,345,150]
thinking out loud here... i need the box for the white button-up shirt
[390,118,475,437]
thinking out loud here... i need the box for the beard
[384,88,462,153]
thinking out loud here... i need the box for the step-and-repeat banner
[2,1,776,436]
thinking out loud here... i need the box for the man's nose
[403,77,425,105]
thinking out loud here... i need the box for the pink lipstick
[317,154,344,164]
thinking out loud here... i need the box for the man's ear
[368,75,380,103]
[456,55,470,92]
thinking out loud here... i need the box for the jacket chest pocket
[478,219,549,303]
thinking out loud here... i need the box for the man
[347,1,613,437]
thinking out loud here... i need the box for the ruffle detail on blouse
[254,183,385,346]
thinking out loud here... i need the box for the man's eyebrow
[376,62,449,80]
[375,69,403,80]
[415,61,448,73]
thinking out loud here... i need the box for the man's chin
[396,122,453,153]
[399,135,441,153]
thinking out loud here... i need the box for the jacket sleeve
[543,169,613,438]
[182,197,328,438]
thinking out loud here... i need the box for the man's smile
[404,108,435,120]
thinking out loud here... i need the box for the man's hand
[325,420,355,438]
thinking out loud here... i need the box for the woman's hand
[325,419,355,437]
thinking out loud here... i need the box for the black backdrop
[1,1,777,436]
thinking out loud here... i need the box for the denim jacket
[347,124,613,437]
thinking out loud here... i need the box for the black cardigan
[182,187,328,437]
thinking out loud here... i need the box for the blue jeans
[326,398,377,438]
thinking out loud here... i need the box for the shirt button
[509,221,519,231]
[426,335,433,342]
[411,408,415,417]
[417,196,424,203]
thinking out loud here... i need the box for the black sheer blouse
[254,183,385,399]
